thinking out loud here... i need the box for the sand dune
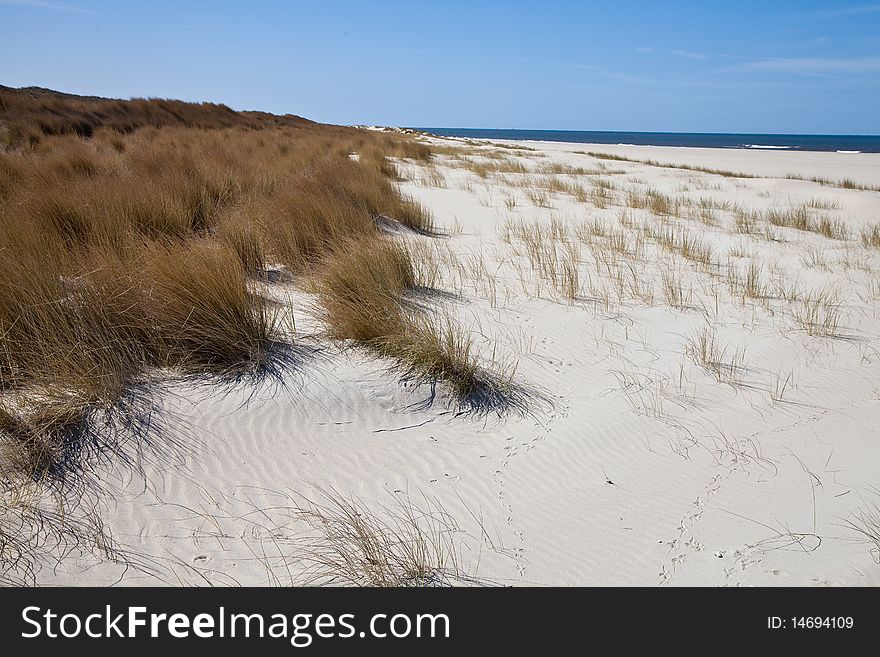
[33,136,880,587]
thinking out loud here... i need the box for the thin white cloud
[0,0,94,14]
[670,50,707,60]
[636,47,708,60]
[797,3,880,19]
[597,71,655,84]
[559,62,603,71]
[731,56,880,74]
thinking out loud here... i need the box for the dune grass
[662,269,693,309]
[293,491,474,586]
[0,86,493,483]
[644,224,713,268]
[316,238,507,402]
[791,288,844,337]
[861,223,880,249]
[686,325,747,385]
[845,495,880,564]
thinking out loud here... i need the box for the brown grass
[316,238,504,401]
[861,223,880,248]
[0,87,523,583]
[0,87,454,481]
[686,325,747,385]
[0,84,315,148]
[293,491,474,586]
[792,288,844,337]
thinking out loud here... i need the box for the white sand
[515,140,880,188]
[34,138,880,587]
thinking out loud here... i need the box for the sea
[414,128,880,154]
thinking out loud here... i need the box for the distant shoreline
[413,127,880,154]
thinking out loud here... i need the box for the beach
[21,133,878,587]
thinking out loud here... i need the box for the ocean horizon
[415,127,880,154]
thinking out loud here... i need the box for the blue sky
[1,0,878,134]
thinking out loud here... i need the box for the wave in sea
[743,144,791,149]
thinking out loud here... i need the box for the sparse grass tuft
[844,495,880,565]
[662,270,693,309]
[792,288,844,337]
[646,225,713,268]
[293,491,476,587]
[734,208,761,235]
[686,325,746,385]
[861,223,880,249]
[817,217,849,240]
[769,369,794,404]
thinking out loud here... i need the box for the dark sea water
[415,128,880,153]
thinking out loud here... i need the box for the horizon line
[409,126,880,138]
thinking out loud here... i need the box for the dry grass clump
[844,494,880,564]
[861,223,880,249]
[0,239,146,397]
[144,240,281,374]
[1,395,94,477]
[216,211,266,274]
[766,205,850,240]
[734,208,762,235]
[294,492,474,586]
[318,237,414,344]
[525,187,552,208]
[767,206,811,231]
[577,218,609,240]
[682,197,719,226]
[625,187,679,217]
[537,162,600,176]
[662,269,693,309]
[792,174,880,192]
[0,239,282,476]
[645,224,713,268]
[534,176,589,203]
[801,247,830,270]
[590,178,616,208]
[395,317,484,398]
[647,189,678,217]
[791,288,844,337]
[402,239,444,290]
[806,197,841,211]
[501,218,585,301]
[685,325,747,385]
[726,260,769,302]
[317,238,508,403]
[259,158,432,269]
